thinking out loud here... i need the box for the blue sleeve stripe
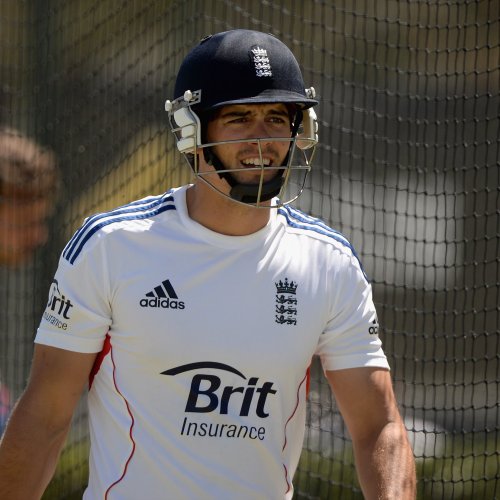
[63,192,173,261]
[278,206,368,281]
[63,193,175,265]
[283,206,351,245]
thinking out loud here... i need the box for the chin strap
[201,108,304,204]
[203,148,283,203]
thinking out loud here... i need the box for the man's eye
[268,116,287,124]
[228,117,247,124]
[269,117,288,125]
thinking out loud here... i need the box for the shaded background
[0,1,498,498]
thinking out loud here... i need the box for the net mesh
[0,1,498,498]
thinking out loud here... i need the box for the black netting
[0,1,498,498]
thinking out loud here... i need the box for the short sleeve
[35,238,112,353]
[315,252,390,372]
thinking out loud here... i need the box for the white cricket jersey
[36,185,389,499]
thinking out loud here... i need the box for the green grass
[293,433,499,500]
[42,433,499,499]
[42,439,89,500]
[417,432,499,500]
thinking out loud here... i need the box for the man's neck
[185,182,271,236]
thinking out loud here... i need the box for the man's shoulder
[278,205,352,250]
[277,204,368,277]
[62,190,178,265]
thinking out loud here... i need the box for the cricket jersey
[35,185,389,499]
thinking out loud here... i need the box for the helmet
[165,29,319,207]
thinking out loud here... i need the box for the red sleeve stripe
[88,333,112,390]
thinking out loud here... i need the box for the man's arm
[0,344,97,500]
[326,367,416,500]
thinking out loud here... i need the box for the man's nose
[247,121,274,144]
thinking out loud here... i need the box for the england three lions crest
[250,46,272,77]
[275,278,298,325]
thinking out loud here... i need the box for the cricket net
[0,1,498,498]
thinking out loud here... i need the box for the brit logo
[161,361,277,441]
[140,279,185,309]
[43,279,74,331]
[250,46,272,77]
[275,278,298,325]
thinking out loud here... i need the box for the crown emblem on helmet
[275,278,298,295]
[251,46,272,77]
[251,46,268,57]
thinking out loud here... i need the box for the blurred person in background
[0,127,58,266]
[0,127,58,434]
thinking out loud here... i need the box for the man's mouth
[240,157,272,167]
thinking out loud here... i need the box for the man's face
[204,103,292,186]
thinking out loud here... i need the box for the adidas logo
[140,279,185,310]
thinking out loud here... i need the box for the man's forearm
[0,395,69,499]
[353,419,416,500]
